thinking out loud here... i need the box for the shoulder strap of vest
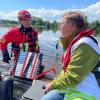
[88,36,98,44]
[72,37,100,55]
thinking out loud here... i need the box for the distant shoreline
[0,24,18,27]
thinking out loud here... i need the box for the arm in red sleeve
[0,27,18,50]
[0,27,19,63]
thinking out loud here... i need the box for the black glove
[2,50,11,63]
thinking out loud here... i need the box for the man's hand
[2,50,11,63]
[42,83,52,94]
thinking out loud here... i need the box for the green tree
[44,20,50,30]
[89,20,100,36]
[31,16,44,27]
[50,20,59,33]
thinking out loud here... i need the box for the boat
[0,51,100,100]
[0,68,54,100]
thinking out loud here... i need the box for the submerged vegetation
[0,16,100,36]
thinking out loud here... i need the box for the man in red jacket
[0,10,40,63]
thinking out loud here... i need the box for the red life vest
[62,29,96,72]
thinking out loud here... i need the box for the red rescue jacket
[0,26,40,61]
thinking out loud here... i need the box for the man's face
[18,16,31,25]
[59,17,76,37]
[18,13,32,23]
[59,18,71,36]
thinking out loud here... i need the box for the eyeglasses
[18,13,31,18]
[24,13,32,17]
[18,14,32,21]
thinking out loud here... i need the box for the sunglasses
[18,14,32,21]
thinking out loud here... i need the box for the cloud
[0,1,100,22]
[81,1,100,22]
[28,8,66,22]
[0,10,18,21]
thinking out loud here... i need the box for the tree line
[0,16,58,33]
[0,16,100,36]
